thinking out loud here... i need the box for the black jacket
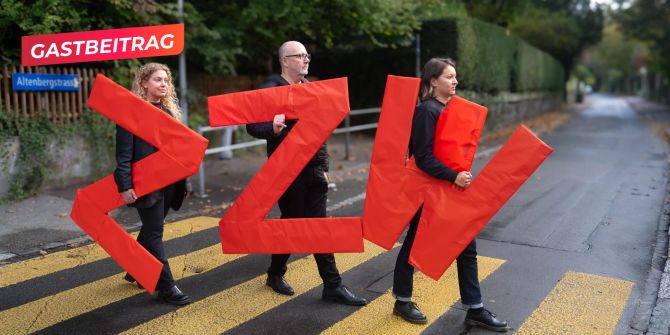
[246,74,329,171]
[409,98,458,182]
[114,102,186,209]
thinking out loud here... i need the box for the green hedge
[422,18,564,93]
[514,39,564,92]
[312,16,564,108]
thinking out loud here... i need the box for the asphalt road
[0,94,666,335]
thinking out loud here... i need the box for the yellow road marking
[0,243,241,335]
[321,257,506,335]
[0,216,219,288]
[122,241,389,335]
[517,271,633,335]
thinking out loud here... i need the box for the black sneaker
[266,275,295,296]
[393,300,428,324]
[465,308,508,332]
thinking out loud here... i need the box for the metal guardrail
[195,107,381,197]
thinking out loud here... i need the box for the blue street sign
[12,73,81,91]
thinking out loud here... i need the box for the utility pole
[415,33,421,77]
[178,0,188,124]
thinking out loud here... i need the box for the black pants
[392,206,482,306]
[267,166,342,289]
[136,186,176,292]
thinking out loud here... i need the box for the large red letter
[208,78,363,253]
[363,75,553,280]
[70,75,208,293]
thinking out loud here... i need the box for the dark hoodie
[246,74,329,171]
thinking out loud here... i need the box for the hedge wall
[311,16,564,109]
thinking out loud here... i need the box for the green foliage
[462,0,529,27]
[466,0,604,77]
[515,40,566,92]
[78,111,116,179]
[423,17,564,94]
[313,15,564,108]
[0,110,53,200]
[0,109,116,201]
[586,23,647,93]
[616,0,670,79]
[455,18,517,93]
[0,0,163,62]
[509,6,581,72]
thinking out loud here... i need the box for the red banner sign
[22,24,184,66]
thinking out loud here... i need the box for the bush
[311,16,564,108]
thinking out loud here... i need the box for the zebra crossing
[0,216,635,335]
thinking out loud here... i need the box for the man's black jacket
[245,74,329,171]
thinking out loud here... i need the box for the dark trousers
[267,166,342,288]
[393,206,482,306]
[136,186,176,292]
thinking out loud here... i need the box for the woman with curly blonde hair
[114,62,190,305]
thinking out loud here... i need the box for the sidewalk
[625,97,670,335]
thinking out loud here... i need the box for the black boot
[393,300,427,324]
[159,285,191,306]
[322,285,367,306]
[266,275,295,296]
[465,308,508,332]
[123,273,143,289]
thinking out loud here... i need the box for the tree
[462,0,529,27]
[458,0,605,80]
[0,0,165,63]
[187,0,439,74]
[508,0,604,78]
[584,23,648,93]
[616,0,670,79]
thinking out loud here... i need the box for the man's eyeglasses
[284,53,311,61]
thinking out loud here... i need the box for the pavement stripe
[0,242,242,335]
[122,240,388,335]
[321,256,506,335]
[0,216,219,289]
[516,271,633,335]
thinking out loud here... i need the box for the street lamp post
[178,0,188,124]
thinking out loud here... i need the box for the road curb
[628,160,670,335]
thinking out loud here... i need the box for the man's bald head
[278,41,305,60]
[278,41,310,84]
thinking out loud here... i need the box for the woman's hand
[121,189,138,204]
[454,171,472,188]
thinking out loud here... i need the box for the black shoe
[159,285,191,306]
[393,300,428,324]
[266,275,295,296]
[465,308,508,332]
[322,285,367,306]
[123,273,143,289]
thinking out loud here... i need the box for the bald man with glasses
[246,41,367,306]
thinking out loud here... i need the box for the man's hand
[273,114,287,135]
[120,189,137,204]
[454,171,472,188]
